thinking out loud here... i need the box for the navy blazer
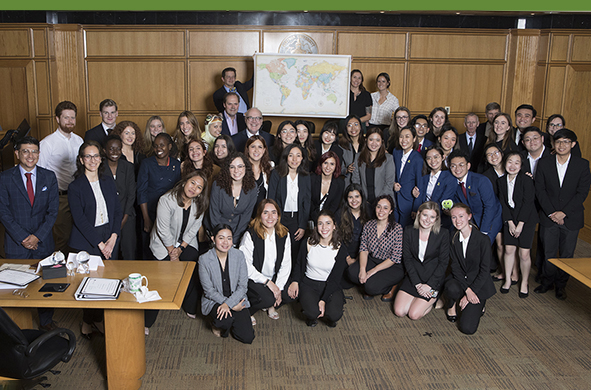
[415,170,457,211]
[0,166,59,258]
[310,174,345,222]
[112,159,136,217]
[449,229,496,300]
[68,173,123,252]
[213,79,253,114]
[416,138,433,156]
[497,173,539,226]
[535,155,591,230]
[232,130,274,154]
[268,170,311,230]
[84,124,109,147]
[392,149,423,226]
[453,171,502,242]
[402,226,450,289]
[221,113,247,136]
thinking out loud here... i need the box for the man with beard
[38,101,84,253]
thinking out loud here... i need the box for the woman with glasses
[68,140,122,339]
[208,152,257,245]
[272,120,297,165]
[387,107,411,153]
[544,114,581,158]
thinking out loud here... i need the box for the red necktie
[460,182,467,199]
[418,143,422,152]
[25,172,34,206]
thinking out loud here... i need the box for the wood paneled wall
[1,24,591,237]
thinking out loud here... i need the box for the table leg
[3,307,33,329]
[104,309,145,390]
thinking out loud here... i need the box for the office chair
[0,308,76,389]
[261,120,272,134]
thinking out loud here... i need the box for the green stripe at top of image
[7,0,591,12]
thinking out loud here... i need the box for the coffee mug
[128,273,148,293]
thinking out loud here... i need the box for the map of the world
[253,53,351,118]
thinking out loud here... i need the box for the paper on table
[0,269,40,286]
[0,282,23,290]
[81,278,120,296]
[65,253,104,271]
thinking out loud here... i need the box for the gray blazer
[208,181,258,244]
[199,247,250,316]
[351,152,396,201]
[339,144,356,187]
[149,191,203,260]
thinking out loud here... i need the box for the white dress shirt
[239,230,292,290]
[426,170,442,201]
[506,175,516,209]
[556,155,571,188]
[89,180,109,227]
[459,231,471,257]
[18,165,37,195]
[285,174,299,212]
[38,129,84,191]
[527,145,545,177]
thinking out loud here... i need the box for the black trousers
[209,303,255,344]
[119,215,137,260]
[444,279,486,335]
[541,224,579,289]
[299,277,344,323]
[282,212,303,265]
[347,256,404,296]
[247,280,294,315]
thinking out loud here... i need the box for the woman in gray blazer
[199,224,254,344]
[208,152,258,245]
[351,127,395,215]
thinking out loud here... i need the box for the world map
[253,54,351,118]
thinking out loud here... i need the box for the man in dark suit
[534,129,591,300]
[458,113,487,172]
[221,92,247,136]
[448,149,503,245]
[232,107,274,153]
[476,102,500,139]
[213,67,253,114]
[514,104,537,150]
[0,136,59,331]
[84,98,118,147]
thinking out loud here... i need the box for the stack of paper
[75,277,122,301]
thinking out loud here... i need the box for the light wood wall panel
[506,31,540,115]
[543,65,566,115]
[550,34,569,62]
[0,29,31,57]
[407,63,504,114]
[571,35,591,62]
[86,30,186,57]
[87,61,186,112]
[34,61,52,116]
[33,29,47,58]
[189,60,253,113]
[263,31,334,55]
[189,31,260,56]
[349,62,405,101]
[37,118,53,140]
[409,33,507,60]
[0,65,29,130]
[337,32,406,59]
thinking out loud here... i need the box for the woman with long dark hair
[272,120,297,165]
[310,151,345,223]
[339,114,365,185]
[173,111,201,160]
[245,135,274,209]
[295,119,316,171]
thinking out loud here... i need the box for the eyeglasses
[12,289,29,298]
[555,140,572,145]
[83,154,101,160]
[281,129,296,134]
[414,123,429,129]
[395,115,409,120]
[19,149,39,155]
[523,136,541,143]
[549,123,563,128]
[246,116,263,122]
[486,151,501,158]
[229,164,246,170]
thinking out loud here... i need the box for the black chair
[261,120,272,134]
[0,308,76,389]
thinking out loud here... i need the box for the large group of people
[1,66,590,343]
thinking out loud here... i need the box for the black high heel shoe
[446,309,457,323]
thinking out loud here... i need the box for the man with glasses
[458,113,486,172]
[232,107,273,153]
[0,135,59,331]
[84,98,118,147]
[38,101,84,254]
[221,92,246,136]
[534,129,591,300]
[448,149,502,245]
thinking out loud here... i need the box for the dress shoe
[306,319,318,327]
[446,309,457,323]
[534,285,551,294]
[381,284,398,302]
[518,291,529,299]
[500,286,510,294]
[491,275,504,282]
[363,294,374,300]
[511,280,518,286]
[326,320,337,328]
[39,321,58,332]
[555,288,567,300]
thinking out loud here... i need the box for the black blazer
[312,141,344,173]
[213,79,254,113]
[449,229,496,301]
[402,227,450,289]
[543,134,582,158]
[458,130,487,172]
[268,170,311,230]
[309,174,345,222]
[534,155,591,230]
[520,147,551,175]
[232,130,274,154]
[482,167,502,198]
[85,124,109,147]
[221,112,247,136]
[497,173,538,226]
[112,159,136,218]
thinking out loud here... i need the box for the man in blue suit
[448,149,502,245]
[0,135,60,331]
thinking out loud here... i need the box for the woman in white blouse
[369,72,400,130]
[239,200,292,324]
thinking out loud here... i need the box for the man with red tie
[0,135,60,330]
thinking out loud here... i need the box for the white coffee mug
[128,273,148,293]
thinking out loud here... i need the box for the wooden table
[0,260,195,390]
[549,257,591,288]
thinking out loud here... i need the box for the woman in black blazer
[444,203,496,335]
[312,121,344,173]
[268,144,311,262]
[498,152,538,298]
[394,201,449,320]
[310,151,345,223]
